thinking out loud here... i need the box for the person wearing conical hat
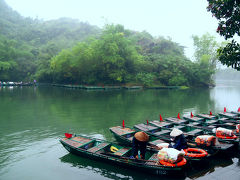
[131,131,149,159]
[169,128,188,150]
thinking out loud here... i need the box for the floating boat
[60,133,187,176]
[196,113,217,120]
[231,111,240,116]
[133,121,234,154]
[218,112,240,120]
[164,117,189,125]
[154,121,204,138]
[134,122,204,140]
[165,118,240,145]
[110,126,209,161]
[182,116,204,123]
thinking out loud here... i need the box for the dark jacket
[132,137,147,159]
[170,134,188,150]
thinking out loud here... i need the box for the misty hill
[0,0,100,81]
[0,0,100,48]
[0,0,215,87]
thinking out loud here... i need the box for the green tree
[191,33,218,86]
[207,0,240,70]
[192,33,219,67]
[49,24,143,84]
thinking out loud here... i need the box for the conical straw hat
[134,131,149,142]
[170,128,183,137]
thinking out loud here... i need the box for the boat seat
[62,139,85,148]
[153,130,170,136]
[206,120,218,124]
[149,139,165,146]
[150,121,172,128]
[63,136,93,148]
[174,125,185,130]
[207,125,216,131]
[145,153,158,165]
[166,117,188,124]
[71,136,93,144]
[87,142,110,153]
[218,117,229,121]
[110,126,135,135]
[191,122,201,126]
[134,123,159,132]
[187,129,203,136]
[113,148,130,156]
[225,122,234,126]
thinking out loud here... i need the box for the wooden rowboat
[60,134,187,176]
[110,126,210,161]
[169,115,240,145]
[218,112,240,119]
[132,121,234,154]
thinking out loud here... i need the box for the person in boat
[169,128,188,151]
[131,131,149,159]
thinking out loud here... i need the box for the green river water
[0,80,240,180]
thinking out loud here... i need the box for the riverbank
[51,84,189,90]
[0,82,35,86]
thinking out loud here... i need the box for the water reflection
[59,149,237,180]
[60,153,186,180]
[187,155,234,179]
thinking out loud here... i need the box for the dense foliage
[207,0,240,70]
[47,26,216,87]
[0,0,216,87]
[0,0,100,81]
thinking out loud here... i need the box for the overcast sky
[5,0,225,59]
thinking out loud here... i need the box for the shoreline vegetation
[52,84,190,90]
[0,81,190,90]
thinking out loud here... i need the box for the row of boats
[60,109,240,177]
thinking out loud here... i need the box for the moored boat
[197,113,218,120]
[60,133,187,176]
[165,117,189,125]
[110,126,210,161]
[163,119,240,145]
[218,112,240,120]
[182,116,204,123]
[132,121,234,155]
[231,111,240,116]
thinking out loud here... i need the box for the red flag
[224,107,226,112]
[147,120,149,125]
[210,111,212,115]
[238,107,240,112]
[122,120,125,128]
[191,112,194,118]
[177,113,180,119]
[65,133,72,138]
[160,114,163,121]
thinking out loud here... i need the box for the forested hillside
[0,0,100,81]
[0,0,215,87]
